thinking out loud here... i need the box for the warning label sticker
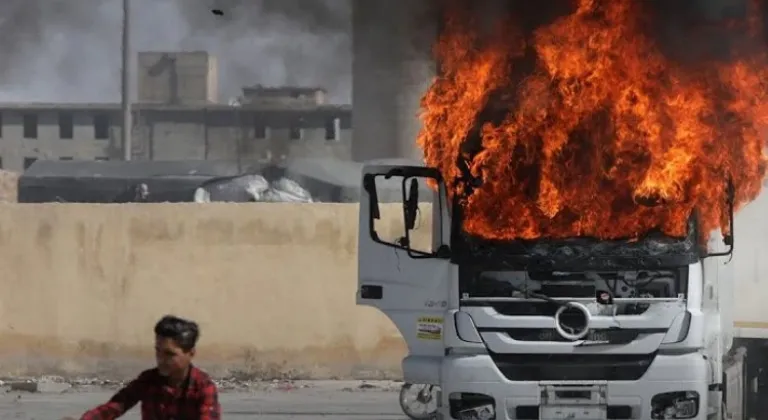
[416,316,443,340]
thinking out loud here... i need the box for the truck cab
[357,163,745,420]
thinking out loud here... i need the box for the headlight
[651,391,699,419]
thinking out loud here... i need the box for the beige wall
[0,203,407,380]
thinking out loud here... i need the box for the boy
[67,315,220,419]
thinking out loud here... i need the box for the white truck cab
[357,163,749,420]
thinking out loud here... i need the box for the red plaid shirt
[80,365,220,420]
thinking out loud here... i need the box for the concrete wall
[0,111,110,169]
[0,106,352,171]
[137,51,218,104]
[0,203,409,380]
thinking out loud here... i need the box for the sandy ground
[0,380,408,420]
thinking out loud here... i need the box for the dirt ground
[0,380,408,420]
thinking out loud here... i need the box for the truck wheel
[399,383,438,420]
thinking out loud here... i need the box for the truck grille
[489,352,656,381]
[474,301,651,316]
[500,328,644,343]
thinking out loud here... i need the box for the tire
[399,383,438,420]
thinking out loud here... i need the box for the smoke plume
[0,0,351,104]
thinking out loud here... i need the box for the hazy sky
[0,0,352,104]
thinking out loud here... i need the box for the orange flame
[418,0,768,241]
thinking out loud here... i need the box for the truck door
[356,164,455,385]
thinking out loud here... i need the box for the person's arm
[80,371,150,420]
[198,381,221,420]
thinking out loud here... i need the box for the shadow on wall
[0,203,428,380]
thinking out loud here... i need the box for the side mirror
[705,179,735,260]
[362,174,380,220]
[404,178,419,230]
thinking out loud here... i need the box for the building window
[93,113,110,140]
[59,157,73,160]
[23,114,37,139]
[324,117,340,141]
[23,157,37,170]
[253,117,267,139]
[289,118,302,140]
[59,112,74,139]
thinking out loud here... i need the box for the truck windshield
[460,268,688,301]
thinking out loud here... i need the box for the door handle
[360,285,383,300]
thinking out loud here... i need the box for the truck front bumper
[439,351,710,420]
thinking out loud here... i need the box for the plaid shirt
[80,365,220,420]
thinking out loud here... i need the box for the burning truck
[357,1,768,419]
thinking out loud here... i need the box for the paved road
[0,382,407,420]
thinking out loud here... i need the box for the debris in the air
[211,9,223,16]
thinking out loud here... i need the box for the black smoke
[0,0,351,103]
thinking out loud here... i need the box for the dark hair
[154,315,200,352]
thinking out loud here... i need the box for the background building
[0,51,351,172]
